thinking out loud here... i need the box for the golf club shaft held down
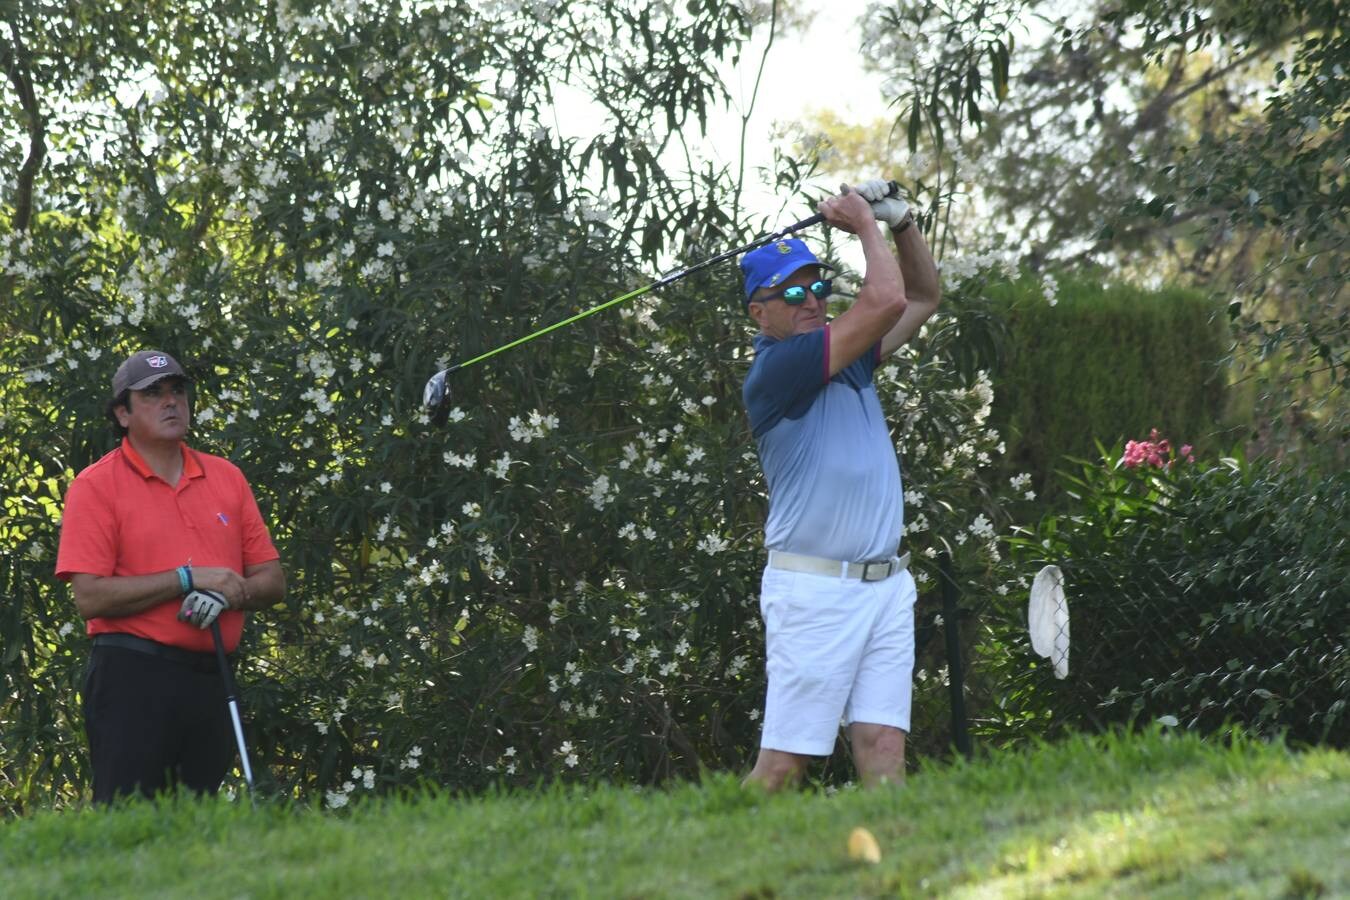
[423,183,900,419]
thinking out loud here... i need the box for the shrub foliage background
[984,274,1232,504]
[984,448,1349,748]
[1,0,1029,811]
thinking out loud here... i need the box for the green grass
[2,729,1346,898]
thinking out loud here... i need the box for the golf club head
[423,367,453,426]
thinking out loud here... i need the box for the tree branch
[1133,30,1298,134]
[1,24,46,232]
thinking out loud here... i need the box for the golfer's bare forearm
[892,224,939,308]
[70,571,185,620]
[240,560,286,610]
[858,224,906,307]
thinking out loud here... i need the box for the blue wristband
[177,565,192,594]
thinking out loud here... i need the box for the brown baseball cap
[111,350,189,397]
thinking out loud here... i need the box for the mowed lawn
[2,729,1346,898]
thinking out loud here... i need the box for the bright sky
[710,0,887,222]
[549,0,885,225]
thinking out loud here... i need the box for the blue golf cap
[740,238,833,304]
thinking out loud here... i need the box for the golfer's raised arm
[879,218,941,358]
[821,190,907,377]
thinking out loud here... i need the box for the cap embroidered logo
[148,355,169,368]
[776,242,791,254]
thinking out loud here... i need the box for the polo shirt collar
[120,437,203,482]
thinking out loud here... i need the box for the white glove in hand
[178,589,230,630]
[855,178,910,228]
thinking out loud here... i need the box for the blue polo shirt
[743,325,903,562]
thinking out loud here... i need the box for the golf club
[210,620,256,795]
[422,182,901,424]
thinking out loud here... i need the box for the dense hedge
[985,274,1232,504]
[982,444,1349,748]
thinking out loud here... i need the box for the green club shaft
[453,281,657,372]
[434,209,832,381]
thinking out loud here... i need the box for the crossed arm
[70,560,286,621]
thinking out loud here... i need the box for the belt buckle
[861,560,891,582]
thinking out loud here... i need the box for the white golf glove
[854,178,911,229]
[178,589,230,630]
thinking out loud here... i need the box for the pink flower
[1120,429,1193,469]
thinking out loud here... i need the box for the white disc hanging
[1028,564,1070,679]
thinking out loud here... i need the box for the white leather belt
[767,550,911,582]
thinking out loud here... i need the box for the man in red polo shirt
[56,349,286,803]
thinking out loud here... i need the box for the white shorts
[758,564,918,756]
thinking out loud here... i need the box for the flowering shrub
[0,1,1033,811]
[984,444,1349,749]
[1121,429,1195,469]
[980,274,1229,509]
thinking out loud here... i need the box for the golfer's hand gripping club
[853,178,911,229]
[421,181,903,425]
[178,588,230,630]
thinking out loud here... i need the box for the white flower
[968,514,995,539]
[522,625,539,652]
[588,474,615,509]
[1041,273,1059,307]
[443,450,476,469]
[462,502,481,518]
[380,481,392,493]
[696,533,729,555]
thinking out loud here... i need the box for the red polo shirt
[55,438,280,653]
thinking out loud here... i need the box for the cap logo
[776,242,791,254]
[768,274,783,286]
[147,355,168,368]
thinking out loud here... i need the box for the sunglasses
[759,279,833,305]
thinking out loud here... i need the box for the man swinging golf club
[740,179,940,791]
[55,350,285,803]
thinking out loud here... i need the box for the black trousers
[82,644,234,804]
